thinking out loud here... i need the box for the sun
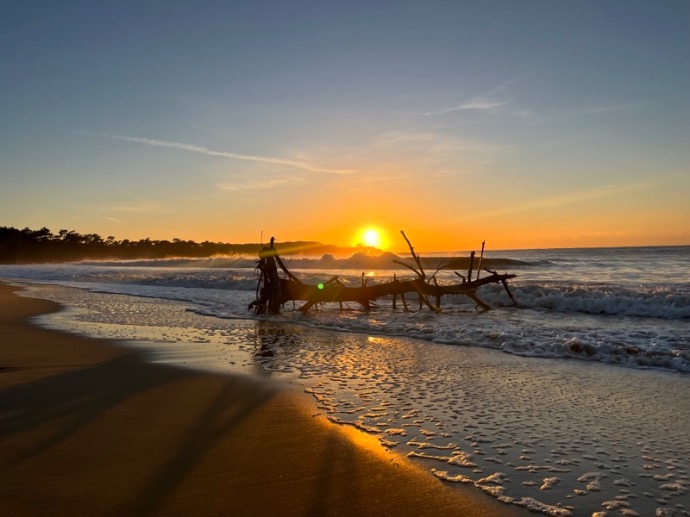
[363,229,380,247]
[357,227,387,250]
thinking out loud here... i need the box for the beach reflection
[17,284,690,516]
[242,321,690,517]
[253,321,303,353]
[252,321,306,376]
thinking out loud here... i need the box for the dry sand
[0,283,527,516]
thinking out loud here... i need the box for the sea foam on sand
[19,284,690,516]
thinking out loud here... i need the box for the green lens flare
[318,283,324,290]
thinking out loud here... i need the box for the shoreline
[0,283,524,516]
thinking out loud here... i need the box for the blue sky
[1,0,688,250]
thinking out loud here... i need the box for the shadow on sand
[0,351,277,514]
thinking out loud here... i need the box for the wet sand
[0,283,525,516]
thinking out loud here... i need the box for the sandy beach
[0,283,526,516]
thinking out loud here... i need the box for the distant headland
[0,226,375,264]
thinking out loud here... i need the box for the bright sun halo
[360,228,384,249]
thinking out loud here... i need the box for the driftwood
[249,232,517,315]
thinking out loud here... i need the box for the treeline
[0,226,351,264]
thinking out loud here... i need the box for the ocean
[2,245,689,516]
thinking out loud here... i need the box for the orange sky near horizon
[5,194,689,253]
[77,195,686,253]
[5,159,688,252]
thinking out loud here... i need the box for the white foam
[3,251,690,374]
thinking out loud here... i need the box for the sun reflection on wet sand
[24,285,690,516]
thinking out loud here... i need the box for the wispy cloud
[218,176,306,192]
[102,134,353,175]
[421,77,530,117]
[373,130,512,156]
[423,98,507,116]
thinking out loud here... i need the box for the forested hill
[0,226,354,264]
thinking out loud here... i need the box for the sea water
[2,246,688,373]
[2,245,689,516]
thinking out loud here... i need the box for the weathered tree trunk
[249,233,517,315]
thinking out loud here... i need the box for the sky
[1,0,689,252]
